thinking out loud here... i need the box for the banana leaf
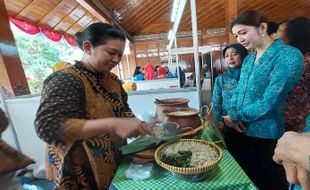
[198,108,226,149]
[122,135,180,155]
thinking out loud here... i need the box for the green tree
[14,35,75,93]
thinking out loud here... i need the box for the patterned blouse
[285,61,310,132]
[35,61,134,189]
[228,39,304,139]
[212,68,241,122]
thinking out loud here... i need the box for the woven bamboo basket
[155,139,222,175]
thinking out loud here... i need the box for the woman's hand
[273,132,310,189]
[273,132,297,165]
[273,131,306,165]
[283,162,299,185]
[283,162,310,190]
[73,118,154,142]
[223,116,246,133]
[112,118,153,138]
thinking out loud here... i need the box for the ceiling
[103,0,310,35]
[4,0,310,38]
[4,0,105,36]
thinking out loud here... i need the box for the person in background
[275,17,310,190]
[175,66,185,87]
[133,66,142,77]
[212,43,248,166]
[273,114,310,190]
[133,66,144,81]
[284,17,310,132]
[122,81,137,92]
[191,63,208,87]
[144,63,156,80]
[52,62,71,72]
[0,108,34,190]
[34,23,152,189]
[157,66,167,79]
[224,10,304,190]
[277,20,287,39]
[154,65,160,77]
[267,21,279,39]
[165,66,174,78]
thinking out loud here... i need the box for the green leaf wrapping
[122,135,180,155]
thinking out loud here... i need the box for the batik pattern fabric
[0,109,8,135]
[0,140,35,174]
[0,108,34,175]
[35,61,134,190]
[285,61,310,132]
[228,39,304,139]
[212,68,241,122]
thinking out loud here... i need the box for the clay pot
[155,98,189,122]
[162,107,201,130]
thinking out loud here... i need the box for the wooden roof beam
[225,0,238,43]
[75,0,134,42]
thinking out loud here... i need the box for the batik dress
[35,61,134,189]
[285,60,310,131]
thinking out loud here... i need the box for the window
[11,24,83,94]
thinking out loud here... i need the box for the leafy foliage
[14,35,76,93]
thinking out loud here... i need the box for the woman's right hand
[112,118,153,138]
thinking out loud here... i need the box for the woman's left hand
[223,116,246,133]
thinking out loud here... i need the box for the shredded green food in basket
[161,150,193,167]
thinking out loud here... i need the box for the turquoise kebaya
[228,39,304,139]
[212,68,241,122]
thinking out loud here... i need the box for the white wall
[134,78,179,91]
[3,89,198,169]
[128,89,198,120]
[4,96,43,170]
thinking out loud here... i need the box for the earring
[262,33,265,37]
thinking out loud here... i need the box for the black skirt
[223,128,288,190]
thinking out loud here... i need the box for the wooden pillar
[225,0,238,44]
[0,0,30,96]
[125,44,137,78]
